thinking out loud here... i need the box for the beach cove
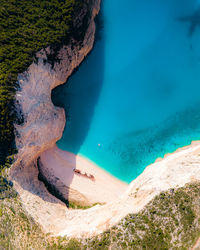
[53,0,200,183]
[10,0,200,239]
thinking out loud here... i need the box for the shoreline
[9,0,200,237]
[155,139,200,162]
[78,152,128,184]
[79,139,200,184]
[39,139,200,207]
[39,145,128,205]
[10,138,200,237]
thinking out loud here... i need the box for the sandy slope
[10,140,200,238]
[40,146,128,204]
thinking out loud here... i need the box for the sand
[11,140,200,238]
[40,145,128,204]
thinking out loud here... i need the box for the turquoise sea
[52,0,200,183]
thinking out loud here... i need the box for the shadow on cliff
[44,12,105,206]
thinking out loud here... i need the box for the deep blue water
[52,0,200,183]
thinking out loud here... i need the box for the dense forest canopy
[0,0,92,166]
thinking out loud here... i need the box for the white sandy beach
[10,140,200,237]
[40,145,128,204]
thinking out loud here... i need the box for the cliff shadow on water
[49,12,105,206]
[52,13,104,154]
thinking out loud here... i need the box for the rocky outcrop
[9,0,200,239]
[9,0,101,213]
[10,140,200,238]
[11,0,100,182]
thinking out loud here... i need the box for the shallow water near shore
[52,0,200,183]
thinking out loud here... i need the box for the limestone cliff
[9,0,200,239]
[9,0,101,211]
[12,0,100,176]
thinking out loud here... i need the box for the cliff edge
[8,0,200,239]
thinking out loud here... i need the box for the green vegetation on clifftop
[82,183,200,249]
[0,183,199,249]
[0,0,92,165]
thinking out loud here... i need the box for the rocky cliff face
[8,0,200,238]
[10,0,101,209]
[12,0,100,173]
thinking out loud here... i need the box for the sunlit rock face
[7,0,200,238]
[12,0,100,170]
[10,1,101,208]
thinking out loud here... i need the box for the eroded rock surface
[9,0,200,239]
[11,0,101,205]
